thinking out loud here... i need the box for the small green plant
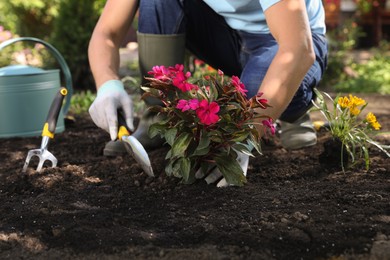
[355,0,382,14]
[312,89,390,171]
[333,54,390,94]
[69,90,96,115]
[321,19,365,88]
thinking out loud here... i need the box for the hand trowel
[117,111,154,177]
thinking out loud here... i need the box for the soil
[0,94,389,260]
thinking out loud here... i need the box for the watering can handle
[0,37,73,115]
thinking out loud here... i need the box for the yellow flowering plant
[312,89,390,171]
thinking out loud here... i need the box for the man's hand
[89,80,134,140]
[196,152,250,187]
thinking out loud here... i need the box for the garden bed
[0,94,389,260]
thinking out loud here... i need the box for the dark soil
[0,94,389,260]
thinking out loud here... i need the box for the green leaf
[165,128,178,146]
[232,143,253,156]
[192,131,210,156]
[215,153,247,186]
[148,122,166,138]
[164,159,175,176]
[171,132,193,158]
[165,148,173,160]
[179,157,191,182]
[230,131,249,142]
[167,158,182,178]
[248,132,262,155]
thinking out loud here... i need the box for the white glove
[89,80,134,140]
[196,151,249,187]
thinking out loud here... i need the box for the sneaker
[104,140,127,156]
[131,112,165,150]
[278,113,317,150]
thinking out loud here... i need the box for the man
[88,0,328,186]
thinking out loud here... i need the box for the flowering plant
[354,0,383,14]
[142,64,274,186]
[312,89,390,171]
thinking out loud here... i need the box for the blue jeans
[138,0,328,122]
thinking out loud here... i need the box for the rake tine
[22,152,34,172]
[36,157,45,172]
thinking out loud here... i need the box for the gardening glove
[89,80,134,140]
[196,151,249,188]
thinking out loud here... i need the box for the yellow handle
[41,87,68,138]
[118,125,130,140]
[42,122,55,138]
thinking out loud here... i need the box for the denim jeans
[138,0,328,122]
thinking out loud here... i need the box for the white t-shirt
[202,0,326,34]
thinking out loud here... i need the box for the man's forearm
[88,0,139,90]
[88,34,121,89]
[257,45,315,122]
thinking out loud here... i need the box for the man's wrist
[97,80,124,96]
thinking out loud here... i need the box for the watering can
[0,37,73,138]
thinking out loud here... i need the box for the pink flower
[176,99,200,112]
[169,64,185,74]
[196,100,220,125]
[172,71,189,90]
[262,118,275,135]
[231,76,248,96]
[194,59,204,66]
[148,65,171,81]
[166,64,199,92]
[254,92,269,109]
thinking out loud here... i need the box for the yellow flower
[337,95,366,116]
[366,112,377,123]
[371,121,381,130]
[366,112,381,130]
[337,96,350,109]
[349,94,366,107]
[349,106,361,116]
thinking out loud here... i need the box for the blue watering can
[0,37,73,138]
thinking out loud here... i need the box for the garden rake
[22,87,68,172]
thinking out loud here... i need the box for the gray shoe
[278,113,317,150]
[132,112,165,150]
[103,140,127,157]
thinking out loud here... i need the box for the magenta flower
[172,71,190,91]
[170,64,185,73]
[176,99,200,112]
[262,118,275,135]
[169,64,198,92]
[254,92,269,109]
[196,100,220,125]
[231,76,248,96]
[148,65,171,81]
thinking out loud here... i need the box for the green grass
[68,90,96,115]
[333,54,390,94]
